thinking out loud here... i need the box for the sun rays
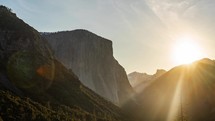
[166,72,184,121]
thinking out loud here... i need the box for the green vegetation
[0,6,129,121]
[0,90,124,121]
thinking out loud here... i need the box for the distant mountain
[128,69,166,92]
[0,5,129,121]
[43,30,134,105]
[125,58,215,121]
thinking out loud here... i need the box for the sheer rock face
[0,7,129,120]
[44,30,133,105]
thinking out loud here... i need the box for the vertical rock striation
[0,7,130,121]
[43,30,133,105]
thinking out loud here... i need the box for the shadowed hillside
[124,58,215,121]
[0,5,130,121]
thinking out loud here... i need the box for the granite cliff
[0,6,130,121]
[43,30,134,105]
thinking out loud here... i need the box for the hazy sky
[1,0,215,74]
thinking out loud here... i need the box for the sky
[1,0,215,74]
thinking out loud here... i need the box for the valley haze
[1,3,215,121]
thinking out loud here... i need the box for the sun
[172,37,204,65]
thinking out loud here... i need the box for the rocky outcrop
[128,69,166,92]
[43,30,134,105]
[0,6,130,121]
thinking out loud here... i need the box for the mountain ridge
[0,5,130,121]
[128,69,166,92]
[124,58,215,121]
